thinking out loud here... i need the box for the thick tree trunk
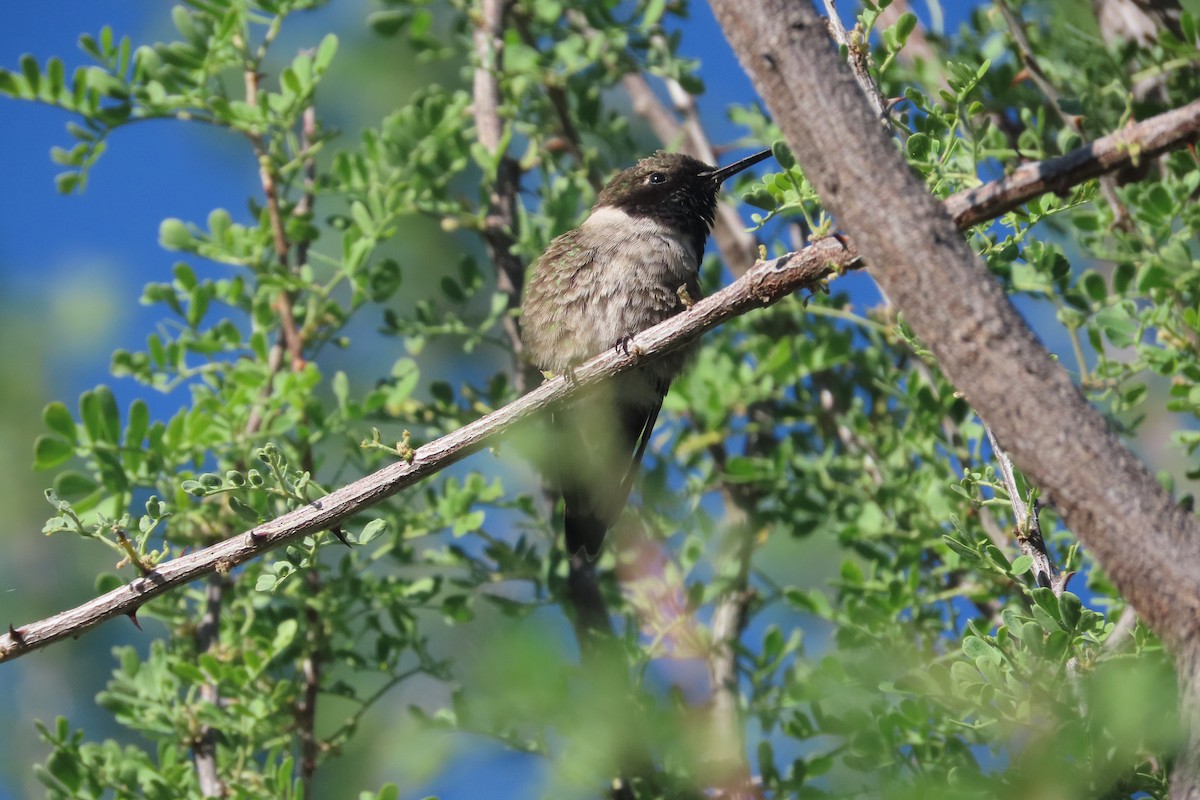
[709,1,1200,794]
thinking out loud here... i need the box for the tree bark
[709,1,1200,794]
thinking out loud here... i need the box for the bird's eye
[647,172,667,184]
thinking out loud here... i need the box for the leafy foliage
[4,0,1198,797]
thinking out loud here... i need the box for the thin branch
[984,426,1085,712]
[3,99,1198,661]
[296,567,322,796]
[822,0,893,130]
[243,67,306,372]
[293,105,318,275]
[995,0,1131,225]
[985,427,1067,594]
[292,111,324,798]
[192,574,227,799]
[185,47,314,793]
[0,240,851,662]
[471,0,536,394]
[945,96,1200,227]
[704,439,764,800]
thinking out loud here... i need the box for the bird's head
[594,149,773,234]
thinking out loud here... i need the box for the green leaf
[54,172,81,194]
[1032,586,1062,626]
[1094,304,1139,348]
[229,496,261,523]
[350,201,374,236]
[771,141,796,171]
[43,402,77,442]
[124,399,149,448]
[961,635,993,660]
[43,749,83,792]
[0,69,20,97]
[1058,591,1083,632]
[642,0,667,29]
[1080,270,1107,304]
[389,359,421,404]
[906,132,932,160]
[742,187,776,210]
[368,10,410,36]
[892,12,917,47]
[80,385,121,444]
[360,519,387,544]
[54,470,99,500]
[314,33,338,74]
[159,218,194,250]
[34,435,74,469]
[941,534,980,560]
[1010,554,1034,576]
[272,619,299,652]
[19,53,40,97]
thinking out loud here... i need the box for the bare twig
[3,99,1198,661]
[185,52,315,793]
[192,574,227,798]
[292,112,324,797]
[243,66,306,372]
[703,439,763,800]
[822,0,893,130]
[948,96,1200,226]
[0,240,852,662]
[986,427,1067,594]
[296,568,322,796]
[471,0,536,394]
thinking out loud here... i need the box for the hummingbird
[521,148,773,557]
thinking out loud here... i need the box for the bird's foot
[676,284,696,309]
[614,334,642,358]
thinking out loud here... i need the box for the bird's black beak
[705,148,774,183]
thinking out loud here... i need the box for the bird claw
[614,335,641,358]
[676,284,696,309]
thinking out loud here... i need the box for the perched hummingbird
[521,148,773,557]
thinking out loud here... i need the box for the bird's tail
[563,494,608,561]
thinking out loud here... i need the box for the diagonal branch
[3,98,1199,663]
[4,240,847,663]
[822,0,892,130]
[995,0,1131,225]
[986,426,1066,594]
